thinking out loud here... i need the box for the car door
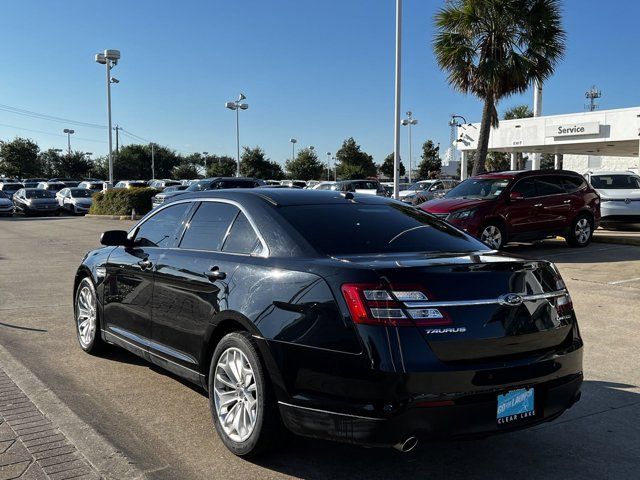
[534,175,572,233]
[505,177,540,237]
[102,202,193,357]
[150,200,265,381]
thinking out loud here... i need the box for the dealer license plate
[497,388,535,424]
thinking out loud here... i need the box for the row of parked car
[3,170,639,249]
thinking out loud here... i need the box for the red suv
[419,170,601,249]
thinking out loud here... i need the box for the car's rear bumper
[279,372,582,448]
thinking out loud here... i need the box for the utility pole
[151,143,155,180]
[115,125,120,155]
[392,0,402,199]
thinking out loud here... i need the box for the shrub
[89,188,160,216]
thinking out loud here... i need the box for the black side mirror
[100,230,132,247]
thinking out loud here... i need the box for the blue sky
[1,0,639,168]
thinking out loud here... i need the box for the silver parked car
[0,190,15,216]
[56,188,94,215]
[401,179,459,205]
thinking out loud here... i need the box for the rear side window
[136,203,191,248]
[179,202,239,251]
[279,203,489,256]
[535,176,565,196]
[222,213,261,255]
[560,176,586,193]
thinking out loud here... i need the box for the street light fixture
[289,138,297,163]
[401,111,418,183]
[94,49,120,185]
[225,93,249,177]
[63,129,75,155]
[202,151,209,175]
[326,152,331,180]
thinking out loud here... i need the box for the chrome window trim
[404,289,568,308]
[511,175,586,200]
[129,197,270,257]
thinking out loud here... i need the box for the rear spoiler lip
[403,289,569,309]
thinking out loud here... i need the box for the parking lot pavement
[0,216,639,480]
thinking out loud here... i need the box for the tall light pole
[225,93,248,177]
[151,144,155,180]
[401,111,417,183]
[290,138,297,163]
[326,152,331,180]
[393,0,403,199]
[94,49,120,185]
[63,129,75,155]
[202,151,209,176]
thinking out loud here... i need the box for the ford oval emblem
[499,293,524,307]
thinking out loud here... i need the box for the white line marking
[608,277,640,285]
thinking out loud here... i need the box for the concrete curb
[593,234,640,246]
[85,214,142,221]
[0,344,147,480]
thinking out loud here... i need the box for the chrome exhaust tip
[393,436,418,453]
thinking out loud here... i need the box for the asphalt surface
[0,216,639,480]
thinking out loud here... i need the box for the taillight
[341,284,452,327]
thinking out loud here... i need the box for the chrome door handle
[206,266,227,281]
[533,203,543,208]
[137,259,153,270]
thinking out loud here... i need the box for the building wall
[563,154,640,174]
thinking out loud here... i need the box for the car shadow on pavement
[503,240,640,264]
[253,380,639,480]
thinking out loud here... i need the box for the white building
[455,106,640,179]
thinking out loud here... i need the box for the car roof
[588,171,639,176]
[173,187,393,207]
[474,169,583,180]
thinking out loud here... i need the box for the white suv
[584,171,640,227]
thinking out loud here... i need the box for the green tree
[416,140,442,179]
[541,153,560,170]
[53,152,93,178]
[206,155,237,177]
[485,152,509,172]
[240,147,283,179]
[434,0,566,176]
[335,137,376,180]
[91,156,109,180]
[114,144,180,180]
[172,162,200,180]
[0,137,41,177]
[285,148,324,180]
[379,153,405,179]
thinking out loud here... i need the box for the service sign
[545,122,600,137]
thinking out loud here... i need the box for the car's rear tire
[479,222,506,250]
[208,331,281,457]
[74,277,106,355]
[566,213,593,247]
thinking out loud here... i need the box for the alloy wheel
[213,347,258,443]
[575,217,591,245]
[76,282,97,348]
[480,225,502,249]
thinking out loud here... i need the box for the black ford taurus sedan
[74,189,583,456]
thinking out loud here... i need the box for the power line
[0,103,107,129]
[0,122,107,144]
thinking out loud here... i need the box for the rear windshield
[591,175,640,189]
[1,184,22,191]
[279,203,489,255]
[26,190,55,199]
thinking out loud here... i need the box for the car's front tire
[479,222,506,250]
[566,213,593,247]
[208,332,281,457]
[74,277,106,354]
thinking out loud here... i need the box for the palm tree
[434,0,566,176]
